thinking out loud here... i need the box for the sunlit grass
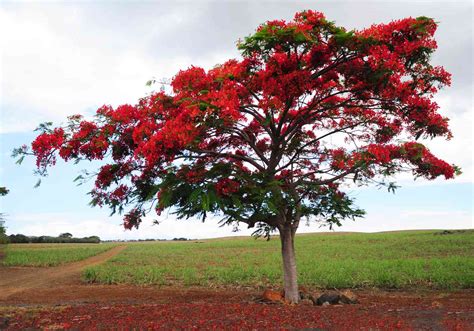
[83,230,474,289]
[3,243,117,266]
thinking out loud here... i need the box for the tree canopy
[17,11,456,232]
[15,10,457,302]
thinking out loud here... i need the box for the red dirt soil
[2,287,473,330]
[0,246,473,330]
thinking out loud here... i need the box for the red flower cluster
[31,128,65,168]
[123,209,142,230]
[215,178,240,196]
[402,142,455,179]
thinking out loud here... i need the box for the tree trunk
[279,224,299,304]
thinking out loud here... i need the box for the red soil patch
[1,288,473,330]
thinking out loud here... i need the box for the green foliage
[34,121,54,133]
[238,23,315,59]
[83,231,474,289]
[453,165,463,176]
[0,187,8,196]
[332,29,355,46]
[152,164,364,239]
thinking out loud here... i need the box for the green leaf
[207,189,217,207]
[189,188,202,202]
[73,175,84,182]
[263,114,272,126]
[158,189,172,208]
[267,200,278,213]
[144,185,161,201]
[34,122,53,133]
[201,192,210,211]
[294,32,307,43]
[453,165,462,176]
[15,156,25,165]
[231,196,243,208]
[34,179,41,188]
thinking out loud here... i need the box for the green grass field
[2,243,117,267]
[83,230,474,289]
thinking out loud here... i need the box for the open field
[1,230,473,329]
[83,230,474,289]
[0,245,126,300]
[2,243,117,266]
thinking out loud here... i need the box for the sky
[0,0,472,240]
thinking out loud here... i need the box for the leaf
[294,32,307,43]
[201,192,210,211]
[73,175,84,182]
[189,188,202,203]
[263,114,272,126]
[231,196,243,208]
[267,200,278,213]
[34,179,41,188]
[146,79,156,86]
[15,156,25,165]
[144,185,161,200]
[158,189,172,208]
[34,122,53,133]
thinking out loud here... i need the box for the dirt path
[0,245,126,300]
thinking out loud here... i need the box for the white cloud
[0,4,234,133]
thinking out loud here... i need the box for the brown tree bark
[279,224,299,304]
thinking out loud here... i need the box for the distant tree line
[7,233,100,244]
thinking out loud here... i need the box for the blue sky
[1,1,472,240]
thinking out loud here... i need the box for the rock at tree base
[315,291,358,305]
[340,290,358,303]
[261,289,284,303]
[261,289,358,305]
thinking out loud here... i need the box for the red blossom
[31,128,65,168]
[123,209,142,230]
[215,178,240,196]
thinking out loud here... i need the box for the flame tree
[15,11,458,303]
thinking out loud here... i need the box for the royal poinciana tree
[15,11,458,303]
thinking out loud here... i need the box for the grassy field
[83,230,474,289]
[2,243,117,267]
